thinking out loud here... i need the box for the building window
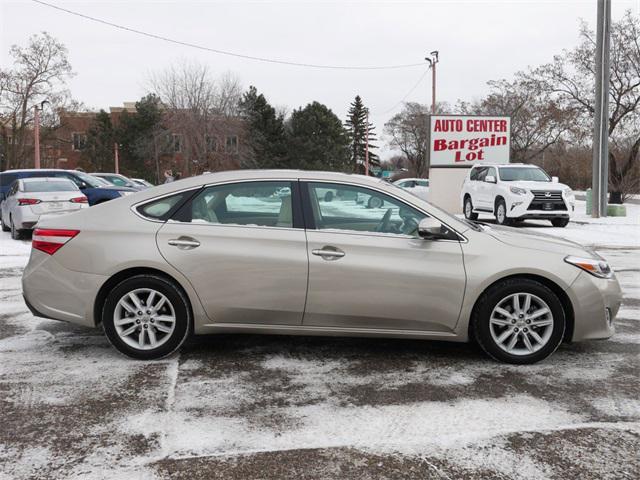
[225,135,238,153]
[206,135,218,152]
[172,134,182,153]
[72,132,87,151]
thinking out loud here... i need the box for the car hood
[504,181,570,191]
[481,224,593,257]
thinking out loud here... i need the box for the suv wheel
[495,199,511,226]
[472,278,565,364]
[551,218,570,228]
[464,197,479,220]
[102,274,191,360]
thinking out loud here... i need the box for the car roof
[21,177,73,183]
[471,163,536,168]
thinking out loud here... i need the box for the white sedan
[1,177,88,239]
[393,178,430,201]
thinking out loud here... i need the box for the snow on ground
[0,209,639,479]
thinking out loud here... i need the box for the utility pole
[114,143,120,174]
[33,100,49,169]
[365,110,370,176]
[592,0,611,218]
[425,51,439,114]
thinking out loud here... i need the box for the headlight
[510,186,527,195]
[119,191,134,197]
[565,255,613,279]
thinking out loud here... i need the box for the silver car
[22,170,622,363]
[1,177,88,239]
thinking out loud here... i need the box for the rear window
[23,180,78,192]
[0,173,20,187]
[137,192,189,220]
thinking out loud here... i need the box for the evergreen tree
[345,95,379,174]
[81,110,115,172]
[286,102,350,171]
[239,86,288,168]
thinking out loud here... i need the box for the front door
[302,181,466,333]
[156,180,308,326]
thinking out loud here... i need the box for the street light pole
[592,0,611,218]
[425,51,439,114]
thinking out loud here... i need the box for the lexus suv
[461,164,575,227]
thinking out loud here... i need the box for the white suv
[461,164,575,227]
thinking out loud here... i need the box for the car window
[23,180,79,192]
[417,180,429,187]
[487,167,497,179]
[178,181,294,228]
[138,192,188,220]
[498,167,551,182]
[474,167,488,182]
[307,182,427,236]
[469,167,481,181]
[106,176,128,187]
[0,173,20,187]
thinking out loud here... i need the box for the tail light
[32,229,80,255]
[70,196,88,203]
[18,198,41,206]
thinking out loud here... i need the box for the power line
[31,0,427,71]
[377,67,430,115]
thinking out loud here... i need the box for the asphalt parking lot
[1,223,639,480]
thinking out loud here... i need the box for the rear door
[155,180,309,326]
[301,181,466,333]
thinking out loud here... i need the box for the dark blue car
[0,169,136,206]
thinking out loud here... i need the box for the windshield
[24,180,78,192]
[499,167,550,182]
[74,171,103,188]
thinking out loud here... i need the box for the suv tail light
[32,229,80,255]
[70,196,88,203]
[18,198,41,206]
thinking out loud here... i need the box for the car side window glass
[469,168,479,181]
[308,182,427,236]
[475,167,488,182]
[181,181,293,228]
[487,167,497,179]
[138,192,188,220]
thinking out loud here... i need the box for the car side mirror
[551,176,559,183]
[418,217,447,240]
[484,175,497,183]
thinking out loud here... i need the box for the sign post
[427,115,511,213]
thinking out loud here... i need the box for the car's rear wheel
[10,216,23,240]
[464,196,478,220]
[472,278,565,364]
[1,214,9,232]
[495,199,511,226]
[551,217,570,228]
[102,274,191,360]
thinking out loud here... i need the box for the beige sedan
[22,170,622,363]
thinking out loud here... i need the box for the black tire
[463,196,479,220]
[551,217,570,228]
[102,274,191,360]
[471,278,566,364]
[1,215,9,232]
[494,199,512,226]
[10,216,22,240]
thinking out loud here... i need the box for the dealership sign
[429,115,511,166]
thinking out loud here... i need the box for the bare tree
[148,61,244,175]
[0,32,74,170]
[384,102,430,177]
[530,11,640,202]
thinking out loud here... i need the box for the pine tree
[81,110,115,172]
[345,95,379,174]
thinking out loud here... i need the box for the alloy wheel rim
[465,201,472,217]
[497,205,505,223]
[113,288,176,350]
[489,292,554,356]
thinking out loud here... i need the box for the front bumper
[507,194,575,219]
[567,271,622,341]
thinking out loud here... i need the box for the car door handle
[312,248,345,259]
[168,237,200,249]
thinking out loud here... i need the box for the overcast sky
[2,0,638,156]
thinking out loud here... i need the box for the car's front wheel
[495,199,511,226]
[102,274,191,360]
[551,218,570,228]
[472,278,565,364]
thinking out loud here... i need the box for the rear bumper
[22,250,106,327]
